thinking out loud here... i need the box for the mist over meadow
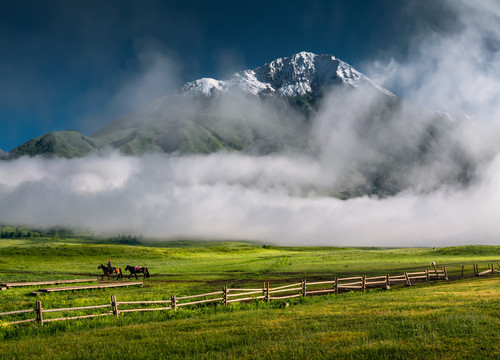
[1,0,499,246]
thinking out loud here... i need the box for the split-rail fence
[0,279,97,291]
[1,263,498,326]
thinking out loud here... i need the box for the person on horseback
[107,258,112,272]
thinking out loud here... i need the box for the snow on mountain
[178,78,226,97]
[178,51,393,98]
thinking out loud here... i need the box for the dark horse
[125,265,150,279]
[98,264,123,280]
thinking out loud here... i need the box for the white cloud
[368,0,500,125]
[74,47,181,135]
[0,150,499,246]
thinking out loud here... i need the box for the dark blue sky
[0,0,456,151]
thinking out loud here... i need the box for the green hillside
[9,130,98,159]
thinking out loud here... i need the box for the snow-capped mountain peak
[178,51,392,98]
[178,78,226,97]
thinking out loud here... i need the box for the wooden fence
[1,263,498,326]
[0,279,97,291]
[30,282,142,296]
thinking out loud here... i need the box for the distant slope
[9,130,98,159]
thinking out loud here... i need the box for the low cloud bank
[0,151,499,246]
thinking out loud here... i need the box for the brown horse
[98,264,123,280]
[125,265,150,279]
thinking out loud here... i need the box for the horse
[97,264,123,280]
[125,265,150,279]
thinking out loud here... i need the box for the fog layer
[0,147,499,246]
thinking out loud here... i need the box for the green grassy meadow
[0,238,499,359]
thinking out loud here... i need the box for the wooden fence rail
[0,279,97,289]
[1,263,497,326]
[0,309,36,316]
[34,282,142,295]
[269,283,302,291]
[268,287,302,295]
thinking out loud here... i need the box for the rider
[107,258,112,272]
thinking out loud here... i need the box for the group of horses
[97,264,150,280]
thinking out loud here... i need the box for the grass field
[0,238,499,359]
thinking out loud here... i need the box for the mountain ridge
[177,51,394,98]
[89,51,394,145]
[10,51,391,158]
[4,51,473,198]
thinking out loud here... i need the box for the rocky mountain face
[177,51,392,98]
[5,51,476,198]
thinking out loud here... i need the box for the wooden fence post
[425,269,430,282]
[474,264,479,276]
[385,273,390,290]
[266,282,270,304]
[404,272,411,286]
[222,286,227,307]
[443,267,448,280]
[262,282,266,302]
[36,300,43,325]
[433,265,440,279]
[301,279,306,297]
[171,295,177,311]
[362,275,366,291]
[334,277,338,295]
[491,263,495,275]
[111,295,118,317]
